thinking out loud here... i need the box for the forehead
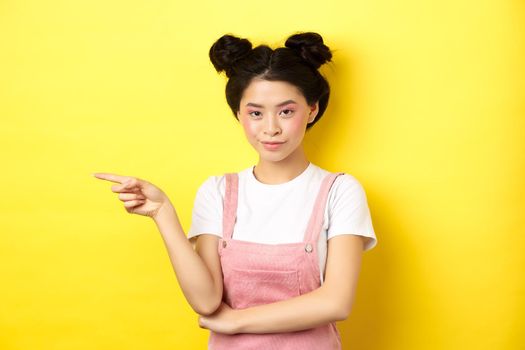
[240,79,305,105]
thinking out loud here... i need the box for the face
[236,79,319,164]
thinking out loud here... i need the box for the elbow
[192,296,222,316]
[188,280,224,316]
[333,305,351,321]
[322,285,355,321]
[330,298,352,321]
[194,304,218,317]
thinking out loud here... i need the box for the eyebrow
[245,99,297,108]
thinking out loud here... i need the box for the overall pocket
[224,267,301,310]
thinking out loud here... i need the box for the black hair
[209,31,333,130]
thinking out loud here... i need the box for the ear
[307,102,319,124]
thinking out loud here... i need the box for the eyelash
[248,109,294,118]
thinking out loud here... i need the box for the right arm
[153,203,223,316]
[92,172,223,316]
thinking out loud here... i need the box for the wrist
[152,201,176,222]
[233,308,247,334]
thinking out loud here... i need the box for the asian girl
[93,31,377,349]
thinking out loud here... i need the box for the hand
[92,172,172,219]
[198,302,241,335]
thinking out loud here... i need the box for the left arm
[198,234,366,334]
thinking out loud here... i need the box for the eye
[249,111,262,119]
[280,109,294,117]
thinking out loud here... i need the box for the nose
[263,115,281,136]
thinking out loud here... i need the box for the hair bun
[284,32,332,69]
[209,34,253,77]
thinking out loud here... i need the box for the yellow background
[1,0,524,349]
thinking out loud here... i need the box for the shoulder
[326,171,371,209]
[321,170,377,250]
[332,173,368,197]
[309,164,368,199]
[196,165,252,200]
[195,174,225,201]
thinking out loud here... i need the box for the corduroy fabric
[208,171,344,350]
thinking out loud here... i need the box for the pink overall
[208,171,345,350]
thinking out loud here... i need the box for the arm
[199,234,364,334]
[92,172,223,316]
[154,203,223,316]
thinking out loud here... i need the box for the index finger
[92,173,130,184]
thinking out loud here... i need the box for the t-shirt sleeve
[325,174,378,251]
[187,175,224,243]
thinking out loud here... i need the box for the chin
[259,154,291,163]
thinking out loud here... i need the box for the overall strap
[303,172,345,243]
[222,173,239,240]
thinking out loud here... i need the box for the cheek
[240,118,258,137]
[286,116,308,135]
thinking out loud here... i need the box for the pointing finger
[92,173,130,184]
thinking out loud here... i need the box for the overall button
[222,240,227,248]
[305,243,313,253]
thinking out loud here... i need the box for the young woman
[93,31,377,349]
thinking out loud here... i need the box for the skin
[92,78,366,335]
[236,78,318,185]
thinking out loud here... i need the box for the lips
[261,141,285,150]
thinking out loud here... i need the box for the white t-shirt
[187,162,377,284]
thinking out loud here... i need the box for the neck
[253,145,310,185]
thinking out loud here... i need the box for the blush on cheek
[287,115,308,131]
[240,118,258,135]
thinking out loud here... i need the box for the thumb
[198,316,210,329]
